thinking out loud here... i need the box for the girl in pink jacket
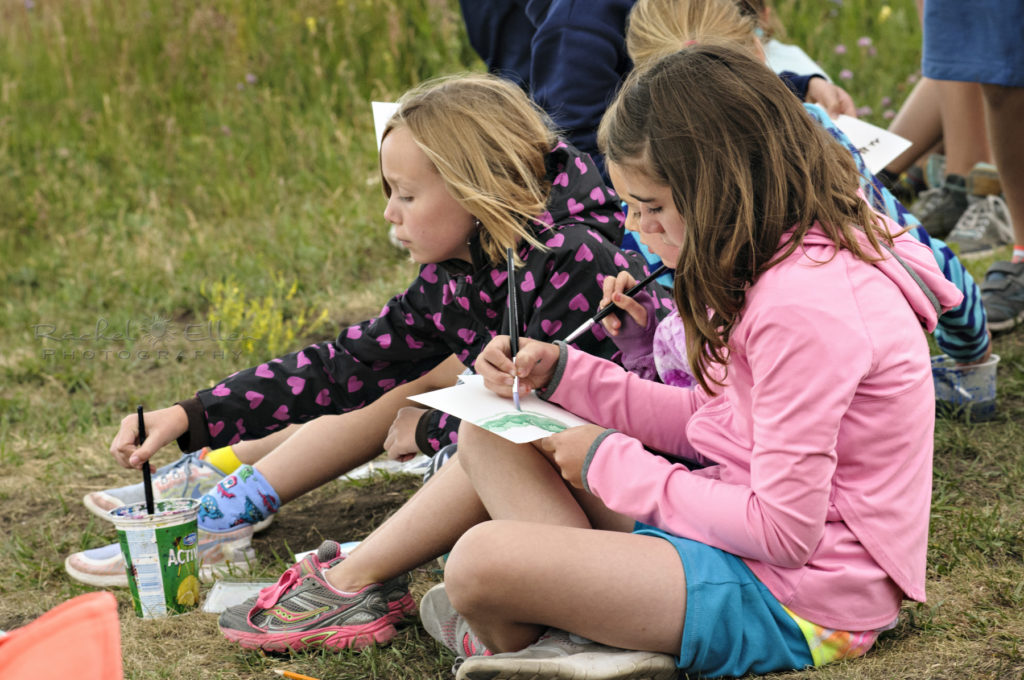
[427,45,964,679]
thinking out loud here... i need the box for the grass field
[2,0,1023,678]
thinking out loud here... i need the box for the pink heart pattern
[550,271,569,289]
[568,293,590,312]
[209,421,225,438]
[545,233,565,248]
[272,405,289,421]
[575,243,594,262]
[421,263,439,283]
[520,271,536,292]
[575,157,588,174]
[377,334,392,349]
[296,351,311,368]
[406,334,424,349]
[457,328,477,344]
[255,364,273,378]
[245,391,264,409]
[315,389,331,406]
[541,319,562,335]
[589,186,606,205]
[212,383,230,397]
[347,375,363,392]
[287,376,305,395]
[567,198,584,215]
[346,326,362,339]
[553,172,569,187]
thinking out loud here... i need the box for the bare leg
[457,423,592,528]
[229,424,301,465]
[885,77,943,175]
[981,84,1024,244]
[325,451,489,590]
[445,520,685,655]
[937,80,991,177]
[254,354,465,503]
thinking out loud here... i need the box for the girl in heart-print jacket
[172,75,669,453]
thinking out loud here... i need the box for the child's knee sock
[200,445,243,475]
[197,464,281,533]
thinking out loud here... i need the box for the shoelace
[952,195,1013,243]
[255,560,307,609]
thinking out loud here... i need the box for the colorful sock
[197,464,281,533]
[200,445,242,475]
[1012,246,1024,264]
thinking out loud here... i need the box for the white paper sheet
[409,374,592,444]
[372,101,400,151]
[834,114,913,175]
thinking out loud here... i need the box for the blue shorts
[922,0,1024,87]
[634,524,813,677]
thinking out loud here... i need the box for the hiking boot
[456,628,678,680]
[917,174,968,239]
[420,583,492,665]
[297,540,416,623]
[64,525,256,588]
[981,260,1024,332]
[945,195,1014,260]
[218,540,397,652]
[966,162,1002,197]
[83,449,271,532]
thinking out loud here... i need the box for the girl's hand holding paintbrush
[476,335,560,400]
[598,270,659,337]
[110,404,189,470]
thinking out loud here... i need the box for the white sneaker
[945,194,1014,260]
[456,628,678,680]
[64,525,256,588]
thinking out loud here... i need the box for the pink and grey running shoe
[217,540,404,652]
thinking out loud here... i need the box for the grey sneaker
[218,540,396,652]
[981,260,1024,332]
[918,175,968,239]
[64,524,256,587]
[456,628,678,680]
[945,195,1014,260]
[420,583,491,664]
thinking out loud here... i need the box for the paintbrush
[562,263,670,344]
[137,405,154,515]
[506,247,521,411]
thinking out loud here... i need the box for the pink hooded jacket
[542,219,964,630]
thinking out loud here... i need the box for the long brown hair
[598,44,891,392]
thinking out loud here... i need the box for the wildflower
[879,5,892,22]
[305,16,317,36]
[221,125,232,136]
[907,73,920,84]
[245,73,258,85]
[24,0,34,9]
[883,109,896,120]
[856,106,873,117]
[881,96,892,107]
[834,44,848,55]
[857,36,872,48]
[868,46,877,57]
[839,69,854,81]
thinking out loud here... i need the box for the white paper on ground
[409,374,592,444]
[833,114,913,175]
[202,579,278,613]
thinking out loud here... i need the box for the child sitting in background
[441,43,964,680]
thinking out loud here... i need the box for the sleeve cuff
[581,428,619,494]
[536,341,570,401]
[175,397,210,452]
[414,409,438,454]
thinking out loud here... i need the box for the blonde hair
[381,73,556,265]
[598,45,891,393]
[626,0,761,68]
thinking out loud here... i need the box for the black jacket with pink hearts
[176,141,671,451]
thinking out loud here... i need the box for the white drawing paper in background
[833,114,913,175]
[409,375,592,444]
[372,101,400,151]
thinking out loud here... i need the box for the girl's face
[381,126,476,264]
[608,162,684,265]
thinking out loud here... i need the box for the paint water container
[931,354,1000,422]
[110,498,201,618]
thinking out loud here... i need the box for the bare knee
[455,421,489,475]
[445,521,515,616]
